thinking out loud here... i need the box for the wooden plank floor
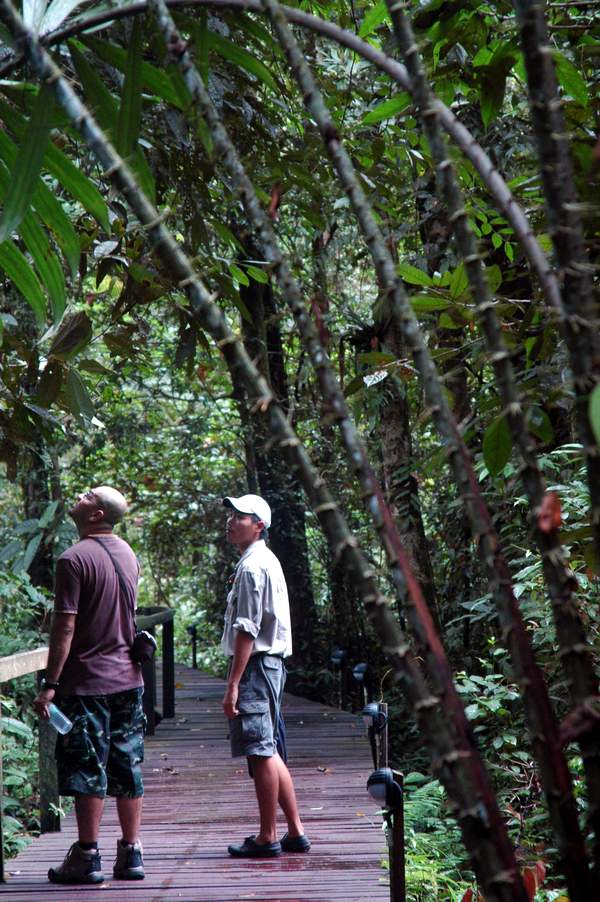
[2,665,388,900]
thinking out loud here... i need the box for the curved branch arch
[1,0,562,312]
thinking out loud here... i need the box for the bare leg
[249,756,279,844]
[116,796,143,844]
[275,755,304,837]
[74,794,104,844]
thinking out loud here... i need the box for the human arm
[33,612,76,719]
[223,630,255,719]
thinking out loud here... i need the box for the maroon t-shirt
[54,534,143,696]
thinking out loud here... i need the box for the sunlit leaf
[398,263,432,286]
[362,93,410,125]
[358,0,388,38]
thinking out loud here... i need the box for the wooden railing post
[38,719,60,833]
[162,616,175,719]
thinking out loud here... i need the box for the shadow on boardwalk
[2,665,388,901]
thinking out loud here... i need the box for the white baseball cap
[223,494,272,528]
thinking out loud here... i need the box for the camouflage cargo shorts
[55,688,145,798]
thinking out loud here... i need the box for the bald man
[34,487,145,885]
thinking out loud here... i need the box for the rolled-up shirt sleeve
[232,569,263,638]
[54,557,81,614]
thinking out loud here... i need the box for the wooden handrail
[0,647,49,682]
[0,608,175,883]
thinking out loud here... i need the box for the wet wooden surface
[2,665,388,900]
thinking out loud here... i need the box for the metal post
[390,771,405,902]
[162,616,175,719]
[379,702,389,769]
[142,652,156,736]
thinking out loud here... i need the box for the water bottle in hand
[48,702,73,735]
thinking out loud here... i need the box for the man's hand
[223,682,239,719]
[33,688,55,720]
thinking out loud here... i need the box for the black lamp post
[330,647,346,708]
[362,701,389,769]
[186,624,198,669]
[367,767,405,902]
[352,661,368,708]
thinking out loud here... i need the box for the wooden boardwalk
[2,665,389,900]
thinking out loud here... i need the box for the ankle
[78,841,98,851]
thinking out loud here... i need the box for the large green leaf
[0,240,46,322]
[0,158,64,317]
[115,18,143,158]
[81,36,186,109]
[398,262,432,287]
[0,127,80,277]
[553,51,588,106]
[69,41,155,203]
[61,368,94,420]
[0,83,55,243]
[358,0,388,38]
[362,93,410,126]
[18,212,65,321]
[483,414,512,476]
[207,31,277,92]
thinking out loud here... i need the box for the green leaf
[0,83,55,243]
[0,126,81,275]
[115,18,143,158]
[0,158,65,317]
[207,31,277,92]
[69,41,155,204]
[553,51,588,106]
[357,351,396,366]
[18,212,66,321]
[48,311,93,361]
[0,240,46,322]
[589,384,600,449]
[362,93,410,125]
[229,262,250,287]
[246,265,269,284]
[449,263,468,299]
[358,0,388,38]
[343,374,365,398]
[483,414,512,476]
[486,264,502,293]
[410,294,451,313]
[61,368,94,420]
[81,37,184,109]
[398,262,432,286]
[527,406,554,444]
[69,40,119,136]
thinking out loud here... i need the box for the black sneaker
[113,839,145,879]
[48,842,104,884]
[281,833,311,853]
[228,835,282,857]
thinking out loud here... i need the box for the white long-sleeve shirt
[220,540,292,658]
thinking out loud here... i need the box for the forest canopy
[0,0,599,898]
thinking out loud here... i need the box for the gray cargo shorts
[229,653,285,758]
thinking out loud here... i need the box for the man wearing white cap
[221,493,310,858]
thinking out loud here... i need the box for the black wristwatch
[40,677,60,691]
